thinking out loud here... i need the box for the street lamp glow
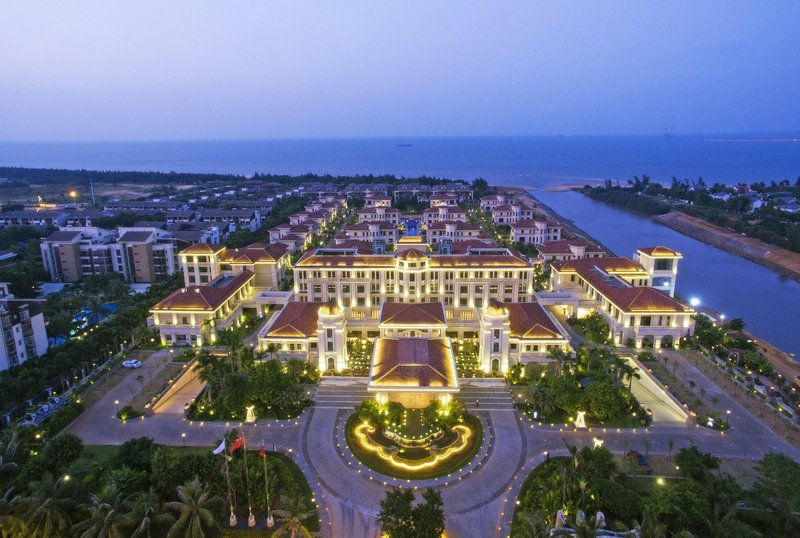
[689,297,701,307]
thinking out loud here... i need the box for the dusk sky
[1,1,799,141]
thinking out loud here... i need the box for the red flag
[230,436,245,452]
[259,443,266,458]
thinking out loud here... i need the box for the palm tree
[164,478,222,538]
[525,379,555,417]
[0,487,27,538]
[194,350,231,405]
[0,432,20,478]
[85,295,113,325]
[18,474,76,538]
[271,494,316,538]
[121,488,174,538]
[622,364,641,401]
[74,484,129,538]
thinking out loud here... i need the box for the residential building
[429,194,458,207]
[426,221,483,244]
[40,226,179,283]
[40,227,117,282]
[480,194,512,212]
[0,210,65,228]
[116,227,179,283]
[0,283,48,371]
[104,200,183,212]
[343,222,398,244]
[198,209,261,234]
[510,219,563,245]
[492,203,535,225]
[537,239,605,262]
[357,206,401,225]
[365,195,392,208]
[423,206,467,227]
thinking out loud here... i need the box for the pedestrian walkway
[460,385,514,411]
[314,382,369,409]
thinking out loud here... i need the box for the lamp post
[181,433,186,447]
[69,190,77,205]
[114,400,120,415]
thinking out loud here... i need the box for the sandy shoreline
[497,185,798,374]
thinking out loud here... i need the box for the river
[534,190,800,358]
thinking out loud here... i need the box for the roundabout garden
[344,398,483,480]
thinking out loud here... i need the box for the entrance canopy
[368,337,459,394]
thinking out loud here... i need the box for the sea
[0,135,798,356]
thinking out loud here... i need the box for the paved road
[68,347,800,538]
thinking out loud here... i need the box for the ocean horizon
[1,135,798,188]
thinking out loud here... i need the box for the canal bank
[512,187,800,363]
[654,211,800,282]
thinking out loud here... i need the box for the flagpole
[242,434,255,527]
[223,443,237,527]
[262,441,274,528]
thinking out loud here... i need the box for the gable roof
[370,338,458,389]
[265,301,324,338]
[180,243,226,255]
[219,242,289,263]
[395,248,428,260]
[152,270,253,311]
[505,302,566,340]
[537,238,603,254]
[637,246,682,258]
[379,302,446,326]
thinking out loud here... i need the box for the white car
[122,359,142,369]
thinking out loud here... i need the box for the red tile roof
[220,243,289,263]
[379,303,446,326]
[637,246,682,257]
[265,301,325,338]
[152,270,253,311]
[505,302,566,340]
[179,242,225,254]
[537,238,602,254]
[395,248,428,260]
[370,338,457,389]
[553,258,691,313]
[428,221,480,230]
[552,257,645,274]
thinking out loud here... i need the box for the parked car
[122,359,142,369]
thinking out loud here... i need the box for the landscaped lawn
[344,413,483,481]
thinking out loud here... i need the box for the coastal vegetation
[582,176,800,253]
[511,445,800,537]
[0,433,319,537]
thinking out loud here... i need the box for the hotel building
[549,247,694,349]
